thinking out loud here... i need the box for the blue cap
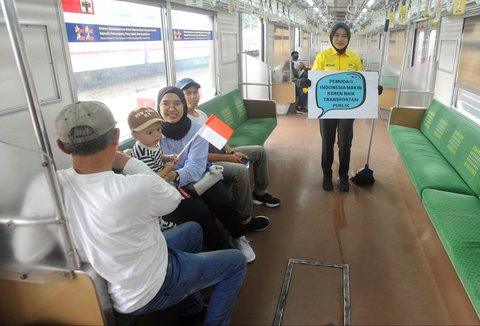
[175,78,201,90]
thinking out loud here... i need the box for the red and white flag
[198,114,233,150]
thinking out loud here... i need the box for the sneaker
[244,215,270,232]
[229,236,256,263]
[322,177,333,191]
[252,193,281,208]
[295,107,307,115]
[159,218,176,231]
[338,178,350,192]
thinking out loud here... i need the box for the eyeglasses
[160,102,183,110]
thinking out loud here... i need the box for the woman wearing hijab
[157,86,256,263]
[312,22,363,192]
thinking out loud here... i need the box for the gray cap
[55,101,116,144]
[175,78,201,90]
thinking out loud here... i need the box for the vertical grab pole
[1,0,79,270]
[366,17,389,165]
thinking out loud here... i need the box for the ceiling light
[305,0,315,6]
[366,0,374,7]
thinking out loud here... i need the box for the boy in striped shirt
[127,106,178,180]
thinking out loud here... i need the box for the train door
[432,15,463,107]
[269,23,296,110]
[240,13,270,100]
[294,27,309,65]
[364,31,381,71]
[379,28,406,110]
[216,10,240,94]
[397,19,438,106]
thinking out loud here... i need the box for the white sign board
[307,71,379,119]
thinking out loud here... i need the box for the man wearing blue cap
[176,78,281,232]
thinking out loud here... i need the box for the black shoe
[295,107,307,115]
[338,178,350,192]
[322,177,333,191]
[244,215,270,232]
[252,193,281,208]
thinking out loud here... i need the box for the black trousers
[165,181,244,251]
[319,119,354,180]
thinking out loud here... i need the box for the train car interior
[1,0,479,324]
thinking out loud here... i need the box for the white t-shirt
[188,109,209,124]
[57,158,181,313]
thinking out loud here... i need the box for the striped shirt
[131,141,165,172]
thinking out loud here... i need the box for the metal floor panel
[273,259,350,326]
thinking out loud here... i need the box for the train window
[427,30,436,61]
[62,0,165,142]
[172,10,215,100]
[294,27,301,48]
[270,25,290,82]
[414,30,425,64]
[457,16,480,91]
[303,31,309,54]
[241,14,262,60]
[455,16,480,124]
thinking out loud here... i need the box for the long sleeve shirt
[160,120,209,187]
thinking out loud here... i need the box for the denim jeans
[130,222,247,326]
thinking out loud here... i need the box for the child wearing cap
[128,106,178,181]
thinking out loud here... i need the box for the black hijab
[330,22,351,55]
[157,86,192,140]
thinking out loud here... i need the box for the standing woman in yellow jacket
[312,22,363,192]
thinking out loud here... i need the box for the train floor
[136,112,479,325]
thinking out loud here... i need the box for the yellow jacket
[312,47,363,71]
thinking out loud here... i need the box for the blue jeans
[296,85,308,109]
[130,222,247,326]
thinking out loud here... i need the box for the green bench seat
[388,99,480,317]
[388,125,475,196]
[422,189,480,316]
[199,89,277,147]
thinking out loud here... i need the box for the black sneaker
[295,107,307,115]
[159,218,176,231]
[252,193,281,208]
[322,177,333,191]
[338,178,350,192]
[244,215,270,232]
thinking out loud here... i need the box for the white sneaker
[230,236,256,263]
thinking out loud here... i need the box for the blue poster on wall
[65,23,161,42]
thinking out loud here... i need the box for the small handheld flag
[198,114,234,150]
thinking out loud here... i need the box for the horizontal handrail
[0,216,63,227]
[238,82,270,87]
[399,90,435,94]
